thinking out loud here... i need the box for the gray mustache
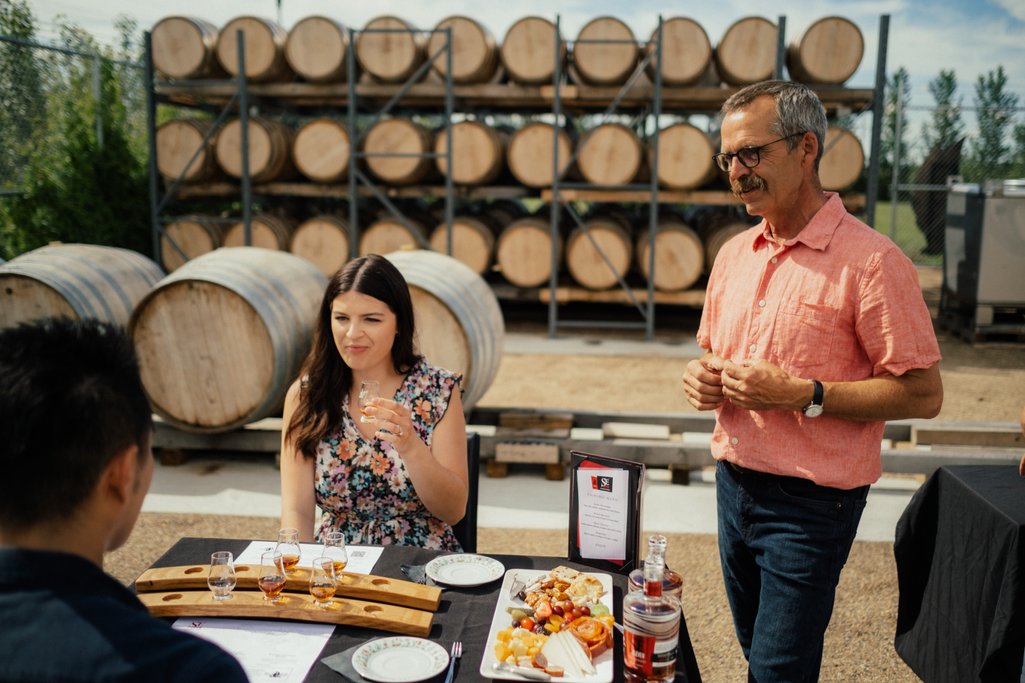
[732,176,766,196]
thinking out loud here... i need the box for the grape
[580,605,590,617]
[552,604,564,616]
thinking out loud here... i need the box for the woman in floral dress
[279,254,468,550]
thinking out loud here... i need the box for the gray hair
[720,80,828,169]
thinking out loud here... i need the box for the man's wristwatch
[802,379,824,418]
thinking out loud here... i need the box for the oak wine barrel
[786,16,863,85]
[356,16,426,83]
[715,16,777,86]
[385,250,503,411]
[161,216,225,271]
[507,123,573,188]
[702,218,752,272]
[819,126,864,191]
[290,214,351,277]
[434,120,505,186]
[428,16,498,84]
[359,213,429,256]
[156,119,221,183]
[363,117,434,186]
[0,244,164,330]
[215,117,294,183]
[216,16,290,82]
[151,16,222,80]
[429,215,496,275]
[576,123,644,186]
[495,215,562,288]
[655,122,717,190]
[293,118,350,183]
[565,212,633,290]
[500,16,566,85]
[285,16,351,83]
[647,17,713,87]
[636,219,704,292]
[223,214,295,251]
[573,16,639,86]
[130,247,327,432]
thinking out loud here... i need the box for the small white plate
[425,553,505,587]
[351,637,449,682]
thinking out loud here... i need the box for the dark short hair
[288,254,421,459]
[0,317,153,531]
[721,80,828,169]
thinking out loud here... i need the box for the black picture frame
[567,450,646,575]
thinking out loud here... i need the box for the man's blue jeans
[715,460,869,683]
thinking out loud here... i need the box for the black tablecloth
[894,465,1025,682]
[149,538,702,682]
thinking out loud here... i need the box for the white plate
[479,568,615,682]
[351,637,449,682]
[425,553,505,587]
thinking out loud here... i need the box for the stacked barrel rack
[147,13,887,339]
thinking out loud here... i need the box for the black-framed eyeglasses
[712,132,805,173]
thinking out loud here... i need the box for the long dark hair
[287,254,421,459]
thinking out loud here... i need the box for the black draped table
[147,537,702,682]
[894,465,1025,682]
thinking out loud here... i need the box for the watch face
[804,404,824,418]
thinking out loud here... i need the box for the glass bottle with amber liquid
[623,535,683,682]
[628,534,683,602]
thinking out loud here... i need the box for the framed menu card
[567,450,645,575]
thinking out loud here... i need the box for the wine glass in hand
[258,551,287,603]
[207,551,236,601]
[358,380,379,424]
[309,557,337,608]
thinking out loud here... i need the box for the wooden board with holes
[138,590,433,636]
[135,565,441,612]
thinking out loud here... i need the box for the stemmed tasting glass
[275,528,301,575]
[207,551,236,601]
[309,557,337,608]
[322,530,349,577]
[258,551,287,603]
[358,380,379,424]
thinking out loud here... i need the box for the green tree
[967,65,1019,179]
[922,69,964,150]
[0,0,45,189]
[880,67,911,200]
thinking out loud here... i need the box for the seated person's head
[0,317,153,557]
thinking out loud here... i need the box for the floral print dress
[314,358,463,550]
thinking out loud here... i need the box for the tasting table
[147,537,703,682]
[894,465,1025,682]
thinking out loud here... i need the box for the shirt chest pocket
[772,301,838,371]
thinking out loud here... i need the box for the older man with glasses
[683,80,943,682]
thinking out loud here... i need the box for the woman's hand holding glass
[365,397,415,448]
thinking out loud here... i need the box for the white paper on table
[233,541,383,575]
[574,467,630,561]
[173,617,334,683]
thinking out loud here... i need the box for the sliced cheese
[540,631,596,677]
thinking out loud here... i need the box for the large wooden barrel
[573,16,639,86]
[507,123,573,188]
[156,119,220,183]
[566,212,633,290]
[647,17,713,87]
[359,213,429,256]
[501,16,566,85]
[223,214,295,250]
[787,16,863,85]
[428,16,498,84]
[363,117,434,186]
[495,215,562,288]
[215,117,293,183]
[385,250,503,410]
[356,16,426,83]
[636,219,704,292]
[161,216,225,271]
[151,16,222,80]
[130,247,326,432]
[577,123,644,186]
[819,126,864,191]
[293,118,350,183]
[702,219,752,272]
[715,16,777,86]
[216,16,290,82]
[434,120,504,186]
[429,215,496,275]
[655,122,717,190]
[290,214,351,277]
[285,16,351,83]
[0,244,164,330]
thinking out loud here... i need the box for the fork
[443,641,462,683]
